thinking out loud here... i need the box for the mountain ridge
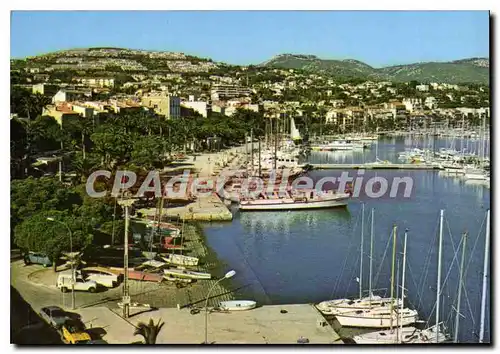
[12,48,489,84]
[261,53,489,84]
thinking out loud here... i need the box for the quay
[87,304,343,344]
[137,193,233,221]
[307,163,441,170]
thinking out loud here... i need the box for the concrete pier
[137,193,233,221]
[126,304,343,344]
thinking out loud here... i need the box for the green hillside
[263,54,490,84]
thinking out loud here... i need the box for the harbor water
[202,137,491,343]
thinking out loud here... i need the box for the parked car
[81,267,119,288]
[39,306,70,329]
[24,252,52,267]
[57,273,97,293]
[61,319,91,344]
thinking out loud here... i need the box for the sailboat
[334,224,418,328]
[352,226,449,343]
[290,117,302,142]
[479,209,490,343]
[316,207,401,317]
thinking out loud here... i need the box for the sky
[10,11,489,67]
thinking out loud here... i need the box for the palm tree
[77,116,94,160]
[133,318,165,344]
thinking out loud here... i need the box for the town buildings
[141,92,181,119]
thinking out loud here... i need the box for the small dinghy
[218,300,257,311]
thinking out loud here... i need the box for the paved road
[11,260,158,312]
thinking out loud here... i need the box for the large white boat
[239,189,350,211]
[352,322,449,344]
[163,268,211,280]
[316,296,401,316]
[335,307,419,328]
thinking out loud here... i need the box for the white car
[82,267,119,288]
[57,273,97,293]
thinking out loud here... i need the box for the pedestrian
[193,156,197,162]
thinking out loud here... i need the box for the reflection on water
[239,208,351,236]
[307,136,490,165]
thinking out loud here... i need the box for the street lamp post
[47,217,75,310]
[204,270,236,344]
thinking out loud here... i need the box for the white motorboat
[161,254,199,267]
[239,189,350,211]
[163,268,211,280]
[352,322,449,344]
[218,300,257,311]
[335,307,419,328]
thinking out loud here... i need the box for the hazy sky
[10,11,489,67]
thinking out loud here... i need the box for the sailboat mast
[399,229,408,343]
[274,118,278,170]
[479,209,490,343]
[390,225,397,332]
[245,132,249,174]
[258,139,261,178]
[436,209,444,343]
[369,208,374,306]
[481,117,486,163]
[454,232,467,343]
[251,128,254,175]
[359,204,365,299]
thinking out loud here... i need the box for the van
[57,273,97,293]
[81,267,119,288]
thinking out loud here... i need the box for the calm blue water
[203,138,491,343]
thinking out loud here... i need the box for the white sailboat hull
[353,322,449,344]
[335,309,418,328]
[464,173,488,181]
[316,297,400,316]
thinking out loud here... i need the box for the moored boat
[239,189,350,211]
[352,322,449,344]
[316,296,401,316]
[334,307,419,328]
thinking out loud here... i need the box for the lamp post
[47,217,75,310]
[204,270,236,344]
[118,199,135,319]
